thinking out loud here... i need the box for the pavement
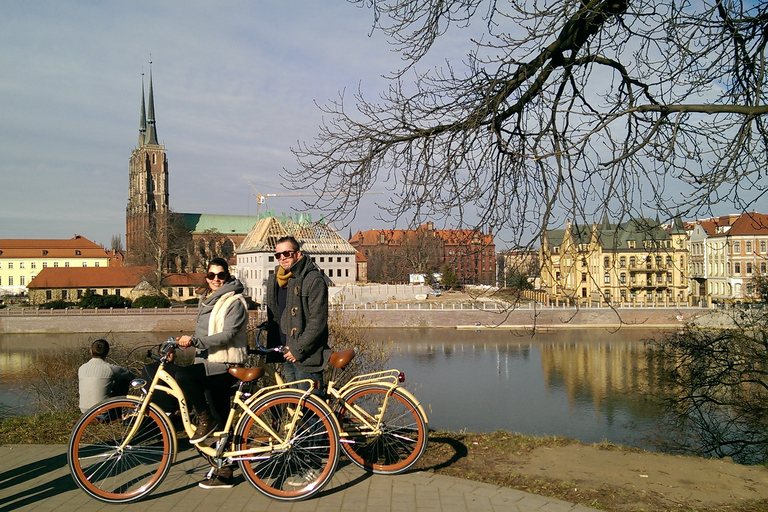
[0,444,599,512]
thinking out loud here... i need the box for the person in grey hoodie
[176,257,248,450]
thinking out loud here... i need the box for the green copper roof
[180,214,260,235]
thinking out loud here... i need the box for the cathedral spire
[138,73,147,147]
[145,62,159,145]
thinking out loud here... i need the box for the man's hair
[91,339,110,358]
[276,236,301,252]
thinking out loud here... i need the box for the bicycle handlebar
[251,326,288,354]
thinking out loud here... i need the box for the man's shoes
[190,411,216,445]
[285,468,321,487]
[198,475,234,489]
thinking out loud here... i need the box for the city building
[236,214,357,303]
[349,222,496,285]
[126,68,258,271]
[0,235,119,297]
[689,212,768,303]
[26,266,204,305]
[540,216,689,305]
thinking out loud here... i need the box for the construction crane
[247,181,384,215]
[248,182,318,214]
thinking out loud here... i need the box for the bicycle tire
[236,390,339,500]
[338,385,427,474]
[67,397,174,503]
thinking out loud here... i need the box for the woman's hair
[207,257,230,276]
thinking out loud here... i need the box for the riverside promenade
[0,444,599,512]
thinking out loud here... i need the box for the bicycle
[67,338,341,504]
[252,327,429,474]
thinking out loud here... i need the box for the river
[0,327,670,451]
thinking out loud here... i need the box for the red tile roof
[350,224,494,247]
[0,235,110,259]
[27,266,205,289]
[727,212,768,236]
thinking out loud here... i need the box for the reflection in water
[1,328,672,450]
[372,327,671,450]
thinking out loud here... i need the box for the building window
[62,289,68,299]
[337,269,342,277]
[8,276,12,286]
[189,287,194,296]
[268,256,274,262]
[31,262,36,269]
[95,262,99,267]
[345,268,349,277]
[746,241,752,253]
[82,262,88,267]
[115,289,120,296]
[8,263,12,269]
[168,288,173,297]
[581,288,587,297]
[604,273,610,283]
[761,240,767,253]
[746,262,753,275]
[735,262,741,274]
[345,257,350,262]
[178,287,184,297]
[46,290,52,300]
[65,262,70,267]
[102,289,108,295]
[733,241,740,254]
[620,257,626,267]
[620,273,626,283]
[19,262,25,269]
[629,257,636,267]
[77,289,83,298]
[603,257,610,268]
[581,258,587,267]
[43,262,49,268]
[76,250,81,255]
[320,257,325,263]
[20,276,25,286]
[581,272,587,282]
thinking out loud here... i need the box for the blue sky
[0,1,420,247]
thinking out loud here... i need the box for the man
[78,339,134,413]
[265,236,330,393]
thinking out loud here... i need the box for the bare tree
[289,0,768,247]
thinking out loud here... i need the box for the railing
[332,301,709,311]
[0,307,198,316]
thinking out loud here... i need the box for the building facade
[688,212,768,304]
[26,266,204,305]
[236,214,357,303]
[0,236,118,297]
[540,217,689,305]
[349,222,496,285]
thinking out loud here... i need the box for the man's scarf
[276,266,293,288]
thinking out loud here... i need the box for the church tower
[126,66,169,258]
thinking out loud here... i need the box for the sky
[1,1,434,248]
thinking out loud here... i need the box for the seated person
[141,347,180,414]
[78,339,135,413]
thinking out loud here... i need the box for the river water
[0,327,670,450]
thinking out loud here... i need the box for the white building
[236,214,357,304]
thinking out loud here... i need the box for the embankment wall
[0,307,725,333]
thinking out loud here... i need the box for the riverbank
[0,304,721,333]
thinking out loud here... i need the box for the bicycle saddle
[329,349,355,369]
[228,366,264,382]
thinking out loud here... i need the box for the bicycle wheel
[236,391,339,500]
[68,397,173,503]
[338,385,427,474]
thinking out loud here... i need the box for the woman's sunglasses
[274,250,296,260]
[206,272,228,280]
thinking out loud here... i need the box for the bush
[78,289,132,309]
[132,295,171,308]
[39,299,76,309]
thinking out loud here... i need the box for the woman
[176,257,248,488]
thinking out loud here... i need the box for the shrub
[132,295,171,308]
[78,289,132,309]
[39,299,76,309]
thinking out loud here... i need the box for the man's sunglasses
[206,272,228,280]
[274,250,296,260]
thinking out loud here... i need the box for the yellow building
[540,216,689,305]
[0,235,118,298]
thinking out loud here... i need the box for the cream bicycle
[253,328,429,474]
[67,338,341,504]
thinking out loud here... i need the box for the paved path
[0,445,599,512]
